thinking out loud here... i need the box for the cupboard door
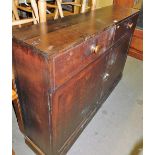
[107,34,131,81]
[98,34,131,103]
[52,51,111,153]
[110,34,131,79]
[51,34,131,153]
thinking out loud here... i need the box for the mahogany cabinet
[13,5,139,155]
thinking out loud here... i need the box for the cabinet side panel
[13,41,51,155]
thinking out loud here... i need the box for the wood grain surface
[13,5,139,155]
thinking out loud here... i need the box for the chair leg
[54,0,64,20]
[30,0,39,23]
[38,0,47,23]
[81,0,87,13]
[32,12,37,24]
[91,0,97,10]
[12,0,21,27]
[74,0,81,14]
[57,0,64,18]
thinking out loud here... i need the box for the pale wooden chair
[38,0,97,22]
[12,0,39,27]
[37,0,64,22]
[47,0,64,19]
[54,0,97,19]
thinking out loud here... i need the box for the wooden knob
[91,45,101,54]
[102,73,110,81]
[117,25,120,29]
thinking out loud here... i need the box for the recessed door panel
[52,51,111,152]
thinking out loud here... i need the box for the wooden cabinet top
[13,5,139,57]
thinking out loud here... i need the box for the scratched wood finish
[52,34,131,154]
[53,27,115,89]
[13,5,139,155]
[12,42,51,155]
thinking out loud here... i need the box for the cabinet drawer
[114,13,139,42]
[53,27,115,89]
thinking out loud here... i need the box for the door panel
[110,34,131,79]
[98,34,131,102]
[52,51,111,152]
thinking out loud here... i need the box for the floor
[12,56,143,155]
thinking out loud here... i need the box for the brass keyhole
[127,22,133,29]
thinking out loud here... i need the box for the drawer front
[53,27,115,89]
[52,51,115,153]
[114,13,139,42]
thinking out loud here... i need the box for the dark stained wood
[53,27,115,89]
[113,0,143,61]
[12,42,52,155]
[114,13,139,42]
[13,5,138,40]
[52,34,131,154]
[52,50,110,153]
[12,5,139,155]
[13,5,139,55]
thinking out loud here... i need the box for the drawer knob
[102,73,110,81]
[117,25,120,29]
[91,45,101,54]
[127,22,133,29]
